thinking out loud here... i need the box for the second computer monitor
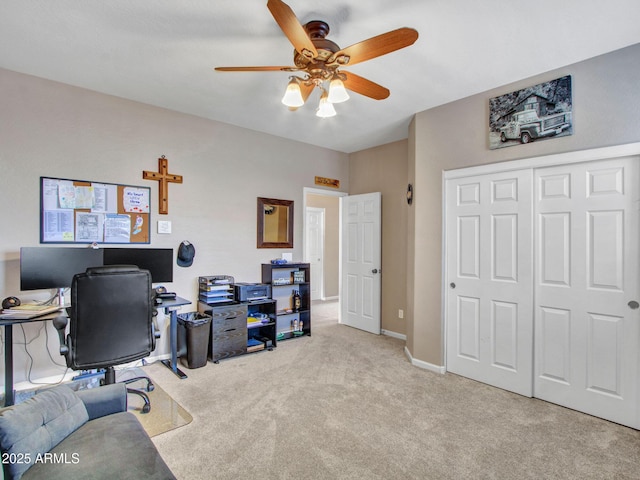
[103,248,173,283]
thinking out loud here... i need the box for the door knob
[629,301,639,310]
[372,269,378,274]
[450,282,456,289]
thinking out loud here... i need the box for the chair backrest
[68,265,155,370]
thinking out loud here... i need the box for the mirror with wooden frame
[257,197,294,248]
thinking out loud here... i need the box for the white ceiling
[2,0,639,153]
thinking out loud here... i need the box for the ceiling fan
[215,0,419,117]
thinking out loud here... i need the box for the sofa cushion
[75,384,127,420]
[0,385,89,480]
[22,412,176,480]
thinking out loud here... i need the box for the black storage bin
[177,312,212,369]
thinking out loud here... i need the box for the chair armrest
[75,383,127,420]
[52,314,69,355]
[152,309,161,340]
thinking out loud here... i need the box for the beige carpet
[118,368,192,438]
[144,301,640,480]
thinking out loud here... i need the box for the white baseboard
[320,296,339,302]
[381,329,406,341]
[144,353,170,365]
[14,371,77,392]
[12,354,172,392]
[404,347,446,374]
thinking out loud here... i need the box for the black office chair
[53,265,159,413]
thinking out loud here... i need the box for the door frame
[302,188,348,302]
[305,206,325,300]
[442,141,640,373]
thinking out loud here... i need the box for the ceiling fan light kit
[327,76,350,104]
[215,0,418,118]
[316,89,337,118]
[281,77,305,107]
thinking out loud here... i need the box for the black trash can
[177,312,212,369]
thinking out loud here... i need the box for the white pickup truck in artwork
[499,109,572,144]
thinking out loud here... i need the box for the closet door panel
[446,169,533,397]
[534,157,639,429]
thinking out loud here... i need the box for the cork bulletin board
[40,176,151,244]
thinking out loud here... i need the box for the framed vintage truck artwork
[489,75,572,150]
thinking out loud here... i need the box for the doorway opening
[303,187,346,310]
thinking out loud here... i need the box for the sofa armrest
[75,383,127,420]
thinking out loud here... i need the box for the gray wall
[0,68,348,386]
[349,140,409,336]
[407,43,640,366]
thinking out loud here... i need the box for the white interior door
[446,169,534,396]
[534,157,639,428]
[340,192,381,334]
[306,207,324,301]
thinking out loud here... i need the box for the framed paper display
[40,176,151,244]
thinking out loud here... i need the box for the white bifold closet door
[446,156,640,429]
[446,169,534,397]
[534,157,639,428]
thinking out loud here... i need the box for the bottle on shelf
[292,290,301,312]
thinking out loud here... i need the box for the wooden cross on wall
[143,156,183,214]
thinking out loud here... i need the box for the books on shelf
[247,338,265,353]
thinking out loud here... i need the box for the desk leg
[161,309,187,379]
[3,325,14,407]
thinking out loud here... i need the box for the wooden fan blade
[331,28,418,66]
[267,0,317,59]
[215,66,297,72]
[300,82,315,102]
[342,72,390,100]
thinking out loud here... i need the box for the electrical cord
[18,322,69,386]
[5,287,152,388]
[30,288,64,307]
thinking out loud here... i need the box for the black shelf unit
[246,299,277,352]
[261,263,311,341]
[198,298,278,361]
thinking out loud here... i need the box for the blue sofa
[0,383,175,480]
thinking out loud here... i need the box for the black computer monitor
[20,247,104,291]
[103,248,173,283]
